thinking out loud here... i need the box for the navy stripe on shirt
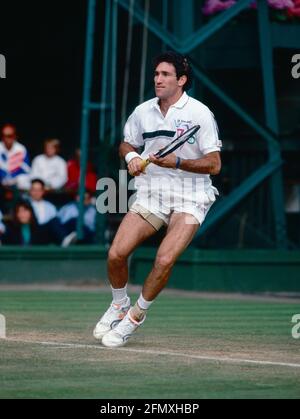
[142,130,176,140]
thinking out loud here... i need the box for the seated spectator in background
[28,179,65,244]
[1,200,48,246]
[0,123,31,190]
[58,191,96,244]
[29,179,57,224]
[31,138,67,191]
[66,148,97,196]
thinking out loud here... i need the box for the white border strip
[3,338,300,369]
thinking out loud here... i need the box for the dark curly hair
[1,122,18,136]
[153,51,193,91]
[13,200,38,227]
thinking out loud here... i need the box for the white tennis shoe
[93,297,131,340]
[102,310,146,348]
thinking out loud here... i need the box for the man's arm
[119,142,138,159]
[149,151,221,176]
[119,142,144,176]
[179,152,221,176]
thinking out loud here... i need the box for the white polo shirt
[124,92,222,201]
[31,154,67,190]
[30,199,57,225]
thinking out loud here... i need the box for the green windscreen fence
[0,247,300,292]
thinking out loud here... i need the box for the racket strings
[156,125,200,158]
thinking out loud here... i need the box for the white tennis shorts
[129,187,217,230]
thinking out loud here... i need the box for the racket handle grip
[140,158,150,172]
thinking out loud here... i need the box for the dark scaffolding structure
[78,0,300,250]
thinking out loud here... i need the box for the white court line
[3,337,300,370]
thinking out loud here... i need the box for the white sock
[111,285,128,304]
[130,294,153,322]
[137,293,153,310]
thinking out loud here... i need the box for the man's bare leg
[117,212,199,327]
[94,211,157,340]
[142,213,199,301]
[108,211,157,289]
[101,213,200,347]
[130,212,199,322]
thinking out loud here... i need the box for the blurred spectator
[29,179,57,224]
[0,123,31,190]
[66,148,97,196]
[1,200,48,246]
[58,191,96,244]
[31,138,67,190]
[28,179,65,244]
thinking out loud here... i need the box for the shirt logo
[188,136,196,145]
[174,120,196,144]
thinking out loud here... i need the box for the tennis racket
[140,124,200,172]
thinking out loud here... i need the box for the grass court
[0,288,300,399]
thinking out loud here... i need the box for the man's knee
[108,247,128,265]
[154,254,176,271]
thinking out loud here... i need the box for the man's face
[17,206,32,225]
[1,126,17,149]
[45,143,57,158]
[30,182,45,201]
[154,62,186,100]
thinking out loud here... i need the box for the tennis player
[94,52,222,348]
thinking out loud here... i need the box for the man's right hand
[128,157,144,177]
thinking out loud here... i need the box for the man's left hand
[148,153,176,169]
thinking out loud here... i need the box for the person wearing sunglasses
[0,123,31,191]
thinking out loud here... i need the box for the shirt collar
[152,92,189,111]
[1,140,18,152]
